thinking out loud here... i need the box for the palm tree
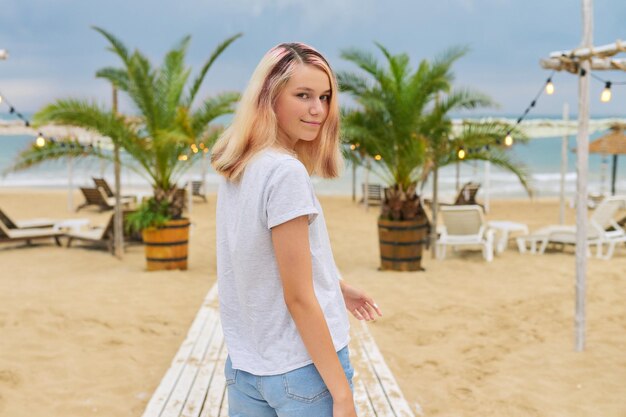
[10,27,241,227]
[339,43,531,268]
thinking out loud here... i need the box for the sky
[1,0,625,117]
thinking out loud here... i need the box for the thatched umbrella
[589,123,626,195]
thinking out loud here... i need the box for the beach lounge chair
[519,195,626,259]
[65,213,115,252]
[65,211,139,252]
[92,177,137,201]
[436,205,495,261]
[359,183,383,206]
[0,208,57,229]
[0,217,62,246]
[425,182,483,210]
[76,187,134,212]
[188,180,208,202]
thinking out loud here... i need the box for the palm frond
[92,26,131,64]
[190,92,239,135]
[186,32,243,106]
[155,35,192,127]
[95,67,130,91]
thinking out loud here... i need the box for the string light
[501,71,557,147]
[0,90,59,150]
[588,71,626,103]
[601,81,612,103]
[350,144,356,150]
[457,148,466,160]
[178,155,188,161]
[374,154,382,161]
[545,78,555,95]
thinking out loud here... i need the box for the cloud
[217,0,376,24]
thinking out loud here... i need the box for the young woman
[211,42,383,417]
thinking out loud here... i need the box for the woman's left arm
[339,280,383,321]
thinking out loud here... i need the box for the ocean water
[1,118,625,200]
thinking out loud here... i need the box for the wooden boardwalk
[141,284,417,417]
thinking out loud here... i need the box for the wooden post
[560,102,569,225]
[67,157,74,212]
[484,161,490,214]
[352,158,356,203]
[364,158,370,212]
[112,85,124,259]
[431,164,439,259]
[187,180,193,215]
[611,154,618,195]
[575,0,593,352]
[455,161,460,193]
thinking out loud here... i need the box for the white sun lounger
[437,205,495,261]
[518,196,626,259]
[0,218,63,246]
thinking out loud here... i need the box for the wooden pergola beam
[548,39,626,59]
[541,57,626,73]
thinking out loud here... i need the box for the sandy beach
[0,188,625,417]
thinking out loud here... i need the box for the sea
[1,113,625,200]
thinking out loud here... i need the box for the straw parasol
[589,123,626,195]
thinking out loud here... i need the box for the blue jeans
[224,346,354,417]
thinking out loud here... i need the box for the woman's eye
[320,95,330,102]
[297,93,309,99]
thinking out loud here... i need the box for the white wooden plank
[144,283,417,417]
[357,321,416,417]
[200,336,228,417]
[142,285,218,417]
[180,315,222,417]
[161,307,219,417]
[353,369,377,417]
[213,338,229,417]
[353,328,396,416]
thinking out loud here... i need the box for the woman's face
[274,64,331,150]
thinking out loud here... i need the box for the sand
[0,188,625,417]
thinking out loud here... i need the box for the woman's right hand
[333,396,358,417]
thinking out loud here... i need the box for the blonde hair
[211,42,343,181]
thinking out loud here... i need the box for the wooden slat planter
[378,218,429,271]
[143,219,190,271]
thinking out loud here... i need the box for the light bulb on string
[504,134,514,147]
[374,154,382,161]
[0,96,3,104]
[600,82,612,103]
[545,78,555,95]
[36,135,46,147]
[457,148,466,160]
[350,144,356,150]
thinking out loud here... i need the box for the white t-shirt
[216,148,351,375]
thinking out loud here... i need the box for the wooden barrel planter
[142,218,190,271]
[378,217,429,271]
